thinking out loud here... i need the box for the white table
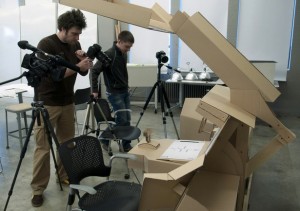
[0,83,34,103]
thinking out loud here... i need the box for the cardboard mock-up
[139,154,206,211]
[169,11,280,103]
[200,85,296,176]
[180,98,217,141]
[176,170,240,211]
[57,1,296,210]
[59,0,173,32]
[200,85,256,128]
[128,139,211,173]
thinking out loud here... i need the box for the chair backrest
[94,98,115,123]
[58,136,111,184]
[74,87,91,106]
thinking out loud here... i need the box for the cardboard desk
[128,139,211,173]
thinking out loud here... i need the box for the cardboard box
[180,98,216,141]
[139,156,240,211]
[139,154,206,210]
[176,170,240,211]
[128,139,211,173]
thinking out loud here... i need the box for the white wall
[0,0,97,90]
[178,0,229,72]
[237,0,295,81]
[128,0,170,65]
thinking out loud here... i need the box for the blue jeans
[106,91,131,148]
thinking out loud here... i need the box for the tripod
[4,101,63,211]
[136,61,180,139]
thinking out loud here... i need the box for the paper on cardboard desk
[159,140,205,161]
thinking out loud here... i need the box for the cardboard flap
[202,85,256,128]
[151,3,172,23]
[173,183,187,196]
[144,173,174,181]
[176,195,208,211]
[168,154,205,180]
[59,0,152,28]
[169,11,189,33]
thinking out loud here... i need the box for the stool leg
[16,113,23,150]
[23,111,29,135]
[5,110,9,149]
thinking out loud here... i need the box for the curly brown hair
[57,9,87,32]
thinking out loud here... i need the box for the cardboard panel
[176,170,240,211]
[170,11,280,102]
[180,98,218,140]
[60,0,152,28]
[128,139,210,173]
[202,85,256,128]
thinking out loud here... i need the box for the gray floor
[0,96,299,211]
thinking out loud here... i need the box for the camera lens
[156,51,168,63]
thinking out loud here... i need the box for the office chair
[93,98,141,156]
[74,87,91,134]
[59,135,141,211]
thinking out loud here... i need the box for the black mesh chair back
[59,135,111,184]
[74,87,91,134]
[58,135,141,211]
[74,87,91,106]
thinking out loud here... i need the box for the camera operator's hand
[92,92,99,99]
[75,50,87,61]
[76,57,93,74]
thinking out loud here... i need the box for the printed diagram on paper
[159,140,205,161]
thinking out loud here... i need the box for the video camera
[18,41,111,87]
[21,53,66,87]
[18,40,84,87]
[87,44,111,67]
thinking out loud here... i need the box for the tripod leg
[4,109,37,211]
[161,83,180,139]
[81,103,96,135]
[40,109,63,191]
[158,82,168,138]
[136,81,159,127]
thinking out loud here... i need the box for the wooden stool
[5,103,32,149]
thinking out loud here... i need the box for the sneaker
[31,194,43,207]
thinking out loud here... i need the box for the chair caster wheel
[124,174,130,179]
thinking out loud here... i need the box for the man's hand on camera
[92,92,98,99]
[75,50,87,61]
[77,57,93,73]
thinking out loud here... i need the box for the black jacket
[91,42,129,94]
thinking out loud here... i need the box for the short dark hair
[57,9,87,31]
[118,30,134,43]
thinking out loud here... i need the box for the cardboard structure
[58,1,296,210]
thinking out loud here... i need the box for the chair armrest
[114,109,132,117]
[97,121,116,126]
[70,184,97,194]
[108,154,138,167]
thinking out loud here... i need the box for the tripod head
[156,51,169,64]
[156,51,169,81]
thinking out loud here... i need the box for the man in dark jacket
[91,30,134,152]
